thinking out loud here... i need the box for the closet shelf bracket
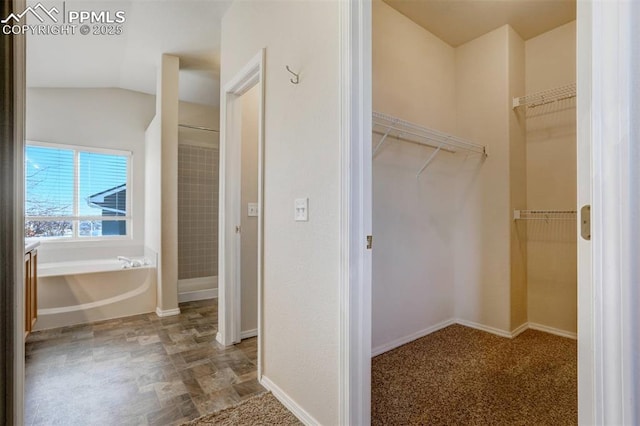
[373,121,396,157]
[372,112,487,174]
[416,141,445,178]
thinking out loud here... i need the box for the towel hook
[285,65,299,84]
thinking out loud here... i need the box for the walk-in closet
[371,1,578,423]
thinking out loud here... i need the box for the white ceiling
[383,0,576,47]
[26,0,231,106]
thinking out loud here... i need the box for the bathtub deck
[25,299,263,426]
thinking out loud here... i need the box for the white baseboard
[155,307,181,317]
[259,376,320,426]
[455,318,513,338]
[240,328,258,339]
[371,318,578,357]
[178,288,218,303]
[510,322,529,338]
[528,322,577,340]
[178,276,217,293]
[371,319,455,357]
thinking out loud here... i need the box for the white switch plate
[294,198,309,222]
[248,202,259,217]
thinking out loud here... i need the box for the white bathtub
[35,257,157,330]
[39,257,154,278]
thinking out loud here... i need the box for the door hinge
[366,235,373,250]
[580,205,591,241]
[235,225,241,234]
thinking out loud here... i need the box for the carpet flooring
[183,392,301,426]
[372,324,577,425]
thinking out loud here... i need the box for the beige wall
[372,0,457,351]
[453,25,514,332]
[144,54,181,313]
[221,2,341,423]
[525,21,577,333]
[373,3,531,348]
[508,28,528,331]
[240,85,259,335]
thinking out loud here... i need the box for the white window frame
[25,140,133,242]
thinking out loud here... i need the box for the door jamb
[217,50,265,379]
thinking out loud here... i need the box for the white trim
[510,322,529,338]
[372,320,578,357]
[528,323,577,340]
[576,3,594,423]
[13,5,27,422]
[26,140,133,156]
[584,1,640,423]
[155,307,181,317]
[259,376,320,426]
[177,289,218,303]
[217,50,265,384]
[455,318,513,339]
[371,319,454,357]
[178,276,217,291]
[240,328,257,339]
[339,0,372,424]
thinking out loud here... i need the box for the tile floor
[25,299,264,426]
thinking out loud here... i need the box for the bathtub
[35,257,158,330]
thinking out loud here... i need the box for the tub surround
[35,267,157,331]
[39,257,155,278]
[34,246,159,330]
[25,241,40,253]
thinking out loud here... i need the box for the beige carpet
[372,324,577,425]
[182,392,301,426]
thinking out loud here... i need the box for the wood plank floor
[25,299,263,426]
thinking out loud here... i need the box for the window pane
[25,146,74,217]
[25,220,73,239]
[79,152,128,217]
[78,220,127,237]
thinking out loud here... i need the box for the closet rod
[372,111,487,156]
[178,124,219,132]
[372,128,456,154]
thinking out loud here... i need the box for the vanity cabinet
[25,247,38,338]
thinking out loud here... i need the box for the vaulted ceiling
[26,0,231,106]
[26,0,576,106]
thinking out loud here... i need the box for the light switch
[248,202,259,217]
[294,198,309,222]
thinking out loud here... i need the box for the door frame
[577,1,639,424]
[216,50,265,376]
[338,0,372,424]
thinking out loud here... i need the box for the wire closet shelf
[372,111,487,176]
[513,210,577,221]
[512,83,576,110]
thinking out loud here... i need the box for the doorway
[217,51,265,379]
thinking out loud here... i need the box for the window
[25,143,131,240]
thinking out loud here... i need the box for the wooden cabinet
[25,248,38,338]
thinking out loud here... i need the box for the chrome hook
[285,65,299,84]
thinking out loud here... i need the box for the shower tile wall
[178,145,218,279]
